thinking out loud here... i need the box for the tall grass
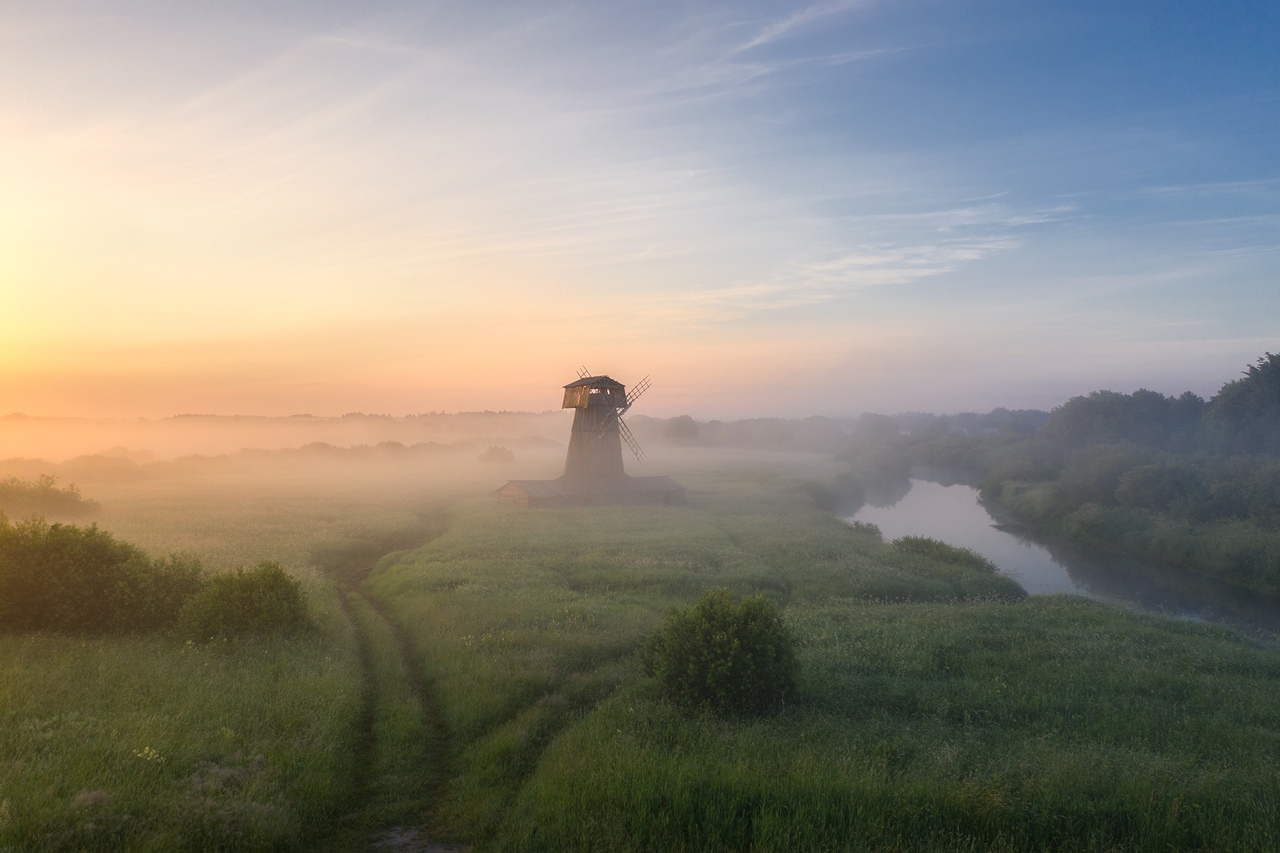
[366,474,1034,842]
[0,603,362,850]
[498,597,1280,851]
[0,448,480,848]
[0,474,380,850]
[6,454,1279,850]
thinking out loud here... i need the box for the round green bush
[641,587,796,716]
[0,515,205,634]
[177,561,310,642]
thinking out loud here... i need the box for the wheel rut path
[315,512,465,852]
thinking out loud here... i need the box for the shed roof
[500,479,574,499]
[563,375,624,390]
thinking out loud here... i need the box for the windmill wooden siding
[562,400,627,486]
[497,373,685,507]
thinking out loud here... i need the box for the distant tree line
[631,414,854,453]
[1018,353,1280,455]
[632,408,1050,457]
[828,353,1280,595]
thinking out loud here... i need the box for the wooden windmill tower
[560,371,649,488]
[497,370,685,508]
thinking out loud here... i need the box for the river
[848,479,1280,638]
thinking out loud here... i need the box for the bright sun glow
[1,3,1276,418]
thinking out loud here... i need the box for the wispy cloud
[317,33,417,56]
[850,203,1076,232]
[628,230,1025,329]
[803,237,1021,284]
[735,0,872,54]
[5,1,1276,417]
[1139,178,1280,197]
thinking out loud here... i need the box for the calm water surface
[849,479,1280,638]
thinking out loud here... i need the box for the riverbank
[851,478,1280,640]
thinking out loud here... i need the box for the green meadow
[3,455,1280,850]
[370,471,1280,851]
[0,458,437,851]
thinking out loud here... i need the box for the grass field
[0,454,447,851]
[3,451,1280,850]
[499,598,1280,851]
[0,602,362,850]
[365,467,1280,851]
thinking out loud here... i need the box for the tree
[1040,389,1206,449]
[641,588,796,716]
[1210,352,1280,454]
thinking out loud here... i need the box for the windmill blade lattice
[617,417,645,461]
[622,375,650,413]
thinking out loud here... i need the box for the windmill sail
[617,416,645,461]
[621,375,650,413]
[596,408,645,460]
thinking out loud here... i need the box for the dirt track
[319,512,465,852]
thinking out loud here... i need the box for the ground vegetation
[0,516,204,635]
[641,587,796,716]
[1,433,1278,850]
[824,353,1280,595]
[0,475,99,517]
[177,562,312,642]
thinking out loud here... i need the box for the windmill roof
[563,375,625,390]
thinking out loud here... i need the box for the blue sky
[1,1,1277,417]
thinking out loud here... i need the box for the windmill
[560,372,649,487]
[495,370,685,507]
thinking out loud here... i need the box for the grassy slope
[0,596,362,851]
[6,454,1280,850]
[0,468,421,852]
[368,469,1280,851]
[374,471,1173,847]
[504,599,1280,851]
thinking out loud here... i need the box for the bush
[478,445,515,463]
[891,535,998,572]
[0,475,99,517]
[641,587,796,716]
[178,562,311,642]
[0,515,204,634]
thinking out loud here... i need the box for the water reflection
[849,479,1280,638]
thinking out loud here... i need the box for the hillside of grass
[0,591,363,851]
[366,470,1280,851]
[0,463,419,851]
[3,451,1279,850]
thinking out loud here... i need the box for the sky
[2,0,1278,419]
